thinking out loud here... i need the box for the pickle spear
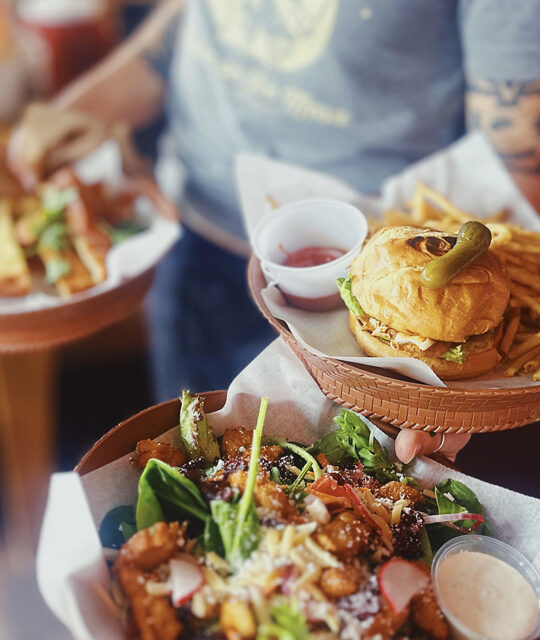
[421,221,492,289]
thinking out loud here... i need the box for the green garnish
[442,344,466,364]
[337,276,365,317]
[45,257,71,283]
[179,391,220,463]
[310,409,415,484]
[103,220,147,244]
[258,600,309,640]
[39,222,69,252]
[135,459,209,530]
[230,397,267,560]
[41,187,78,221]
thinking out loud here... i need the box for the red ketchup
[282,246,346,268]
[280,245,347,311]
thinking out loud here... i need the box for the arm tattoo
[467,79,540,175]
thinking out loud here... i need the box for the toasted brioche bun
[351,226,510,343]
[348,312,501,380]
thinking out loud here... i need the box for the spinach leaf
[179,391,220,463]
[436,479,486,531]
[99,505,136,549]
[136,458,209,530]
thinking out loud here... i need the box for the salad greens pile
[99,393,488,564]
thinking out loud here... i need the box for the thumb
[394,429,471,464]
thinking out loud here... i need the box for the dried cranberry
[199,480,233,502]
[222,457,249,475]
[276,454,297,484]
[325,464,366,487]
[178,457,207,482]
[391,510,424,558]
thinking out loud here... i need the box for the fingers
[394,429,471,464]
[6,126,39,191]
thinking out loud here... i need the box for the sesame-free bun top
[350,226,510,342]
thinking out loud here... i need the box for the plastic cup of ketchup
[252,198,367,311]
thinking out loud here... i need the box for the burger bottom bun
[348,313,501,381]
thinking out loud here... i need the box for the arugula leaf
[39,222,69,252]
[99,505,136,549]
[310,409,415,484]
[442,344,466,364]
[258,600,309,640]
[45,257,71,283]
[179,391,220,463]
[337,276,365,317]
[136,459,209,530]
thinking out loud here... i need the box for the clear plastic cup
[432,535,540,640]
[252,198,367,311]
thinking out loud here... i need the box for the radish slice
[422,512,485,531]
[343,484,381,531]
[378,558,430,614]
[167,554,204,607]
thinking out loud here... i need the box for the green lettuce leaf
[179,391,220,463]
[442,344,466,364]
[136,458,209,530]
[310,409,415,484]
[41,186,78,221]
[99,505,136,549]
[337,276,365,317]
[258,600,309,640]
[39,222,69,252]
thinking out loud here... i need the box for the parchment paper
[37,338,540,639]
[0,141,180,314]
[236,132,540,389]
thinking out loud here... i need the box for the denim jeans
[147,227,276,402]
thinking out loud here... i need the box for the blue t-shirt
[151,0,540,246]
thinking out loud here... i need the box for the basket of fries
[247,178,540,433]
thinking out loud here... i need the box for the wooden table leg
[0,349,56,566]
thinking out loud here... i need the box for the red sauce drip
[281,245,346,268]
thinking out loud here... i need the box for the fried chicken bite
[133,439,186,470]
[315,511,372,559]
[228,470,297,520]
[410,586,449,640]
[364,600,410,640]
[378,481,424,506]
[319,561,364,599]
[220,598,257,640]
[116,564,182,640]
[114,522,185,640]
[221,426,283,463]
[115,521,184,572]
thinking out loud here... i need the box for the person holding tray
[8,0,540,463]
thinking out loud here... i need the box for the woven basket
[76,390,456,475]
[248,256,540,434]
[0,175,178,353]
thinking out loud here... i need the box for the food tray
[75,390,455,475]
[248,256,540,433]
[0,175,178,352]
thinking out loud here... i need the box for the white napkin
[236,131,540,388]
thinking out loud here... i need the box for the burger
[339,226,511,380]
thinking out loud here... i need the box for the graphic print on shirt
[205,0,339,72]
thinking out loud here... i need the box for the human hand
[394,429,471,464]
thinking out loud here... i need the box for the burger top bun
[350,226,510,342]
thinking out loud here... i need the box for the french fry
[505,265,540,292]
[504,344,540,377]
[485,208,509,223]
[418,183,472,223]
[508,332,540,360]
[533,367,540,382]
[500,310,521,355]
[265,195,279,210]
[485,223,512,248]
[506,241,540,255]
[510,285,540,316]
[523,358,540,374]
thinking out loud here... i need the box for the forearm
[53,0,186,127]
[466,79,540,212]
